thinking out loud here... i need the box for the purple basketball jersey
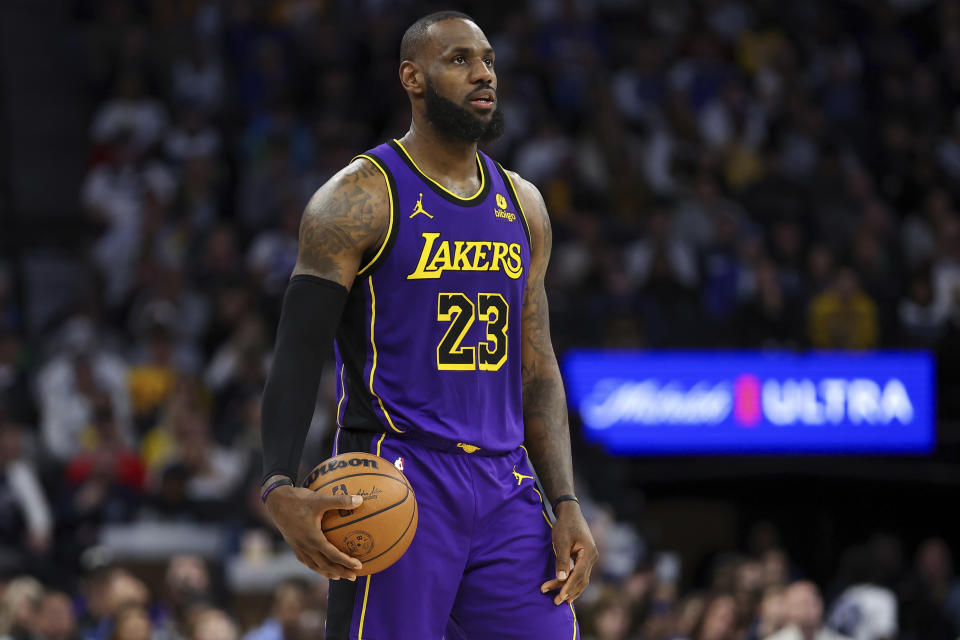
[333,139,531,454]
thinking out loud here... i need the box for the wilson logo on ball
[319,458,380,476]
[307,451,418,576]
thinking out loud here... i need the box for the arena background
[2,1,960,639]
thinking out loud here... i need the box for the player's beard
[424,78,505,144]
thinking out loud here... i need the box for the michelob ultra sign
[562,351,935,454]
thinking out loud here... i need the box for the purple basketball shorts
[323,430,579,640]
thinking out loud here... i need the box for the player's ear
[399,61,424,96]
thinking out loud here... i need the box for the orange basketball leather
[304,452,418,576]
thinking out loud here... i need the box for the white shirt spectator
[91,97,168,154]
[36,351,132,461]
[165,126,221,164]
[81,160,177,303]
[699,95,767,151]
[1,460,52,544]
[827,584,897,640]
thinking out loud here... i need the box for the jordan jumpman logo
[512,465,534,486]
[410,193,433,219]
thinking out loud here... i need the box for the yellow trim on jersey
[353,154,395,276]
[500,168,532,246]
[519,444,578,636]
[357,433,386,640]
[335,363,346,428]
[531,478,580,638]
[376,432,386,456]
[368,277,404,433]
[358,575,371,638]
[532,486,553,529]
[393,138,485,201]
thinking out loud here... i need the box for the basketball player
[258,11,597,639]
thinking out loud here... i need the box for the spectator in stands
[81,130,176,306]
[899,538,960,639]
[764,581,851,640]
[759,549,791,591]
[190,610,236,640]
[145,408,243,516]
[733,559,766,630]
[108,606,151,640]
[0,576,43,640]
[63,394,145,498]
[898,268,944,347]
[901,188,952,271]
[37,592,78,640]
[164,107,221,168]
[126,265,207,377]
[90,71,168,155]
[737,258,802,348]
[154,555,213,640]
[99,572,150,640]
[826,546,897,640]
[169,38,224,114]
[582,588,634,640]
[807,268,879,349]
[58,396,144,557]
[745,586,786,640]
[625,206,700,345]
[240,580,307,640]
[36,317,133,462]
[0,416,53,575]
[691,593,738,640]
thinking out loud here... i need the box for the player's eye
[453,55,466,64]
[483,58,494,67]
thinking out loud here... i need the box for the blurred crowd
[3,0,960,638]
[576,530,960,640]
[3,528,960,640]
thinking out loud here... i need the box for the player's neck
[398,125,479,186]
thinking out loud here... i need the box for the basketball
[303,452,418,576]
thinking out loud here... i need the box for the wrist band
[261,477,294,503]
[551,494,580,511]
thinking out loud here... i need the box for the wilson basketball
[303,452,418,576]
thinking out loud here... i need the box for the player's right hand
[263,483,364,581]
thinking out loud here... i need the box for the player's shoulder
[298,156,392,261]
[311,156,389,208]
[303,156,390,226]
[501,168,550,246]
[502,169,544,216]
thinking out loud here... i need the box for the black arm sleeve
[260,274,348,483]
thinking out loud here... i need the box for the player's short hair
[400,10,476,62]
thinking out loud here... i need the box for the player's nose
[469,59,494,84]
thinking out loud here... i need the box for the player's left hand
[540,501,598,605]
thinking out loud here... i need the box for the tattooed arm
[261,158,390,581]
[292,157,390,286]
[511,172,598,605]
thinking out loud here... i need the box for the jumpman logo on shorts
[512,465,534,486]
[410,193,433,219]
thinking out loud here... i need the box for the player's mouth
[467,89,496,110]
